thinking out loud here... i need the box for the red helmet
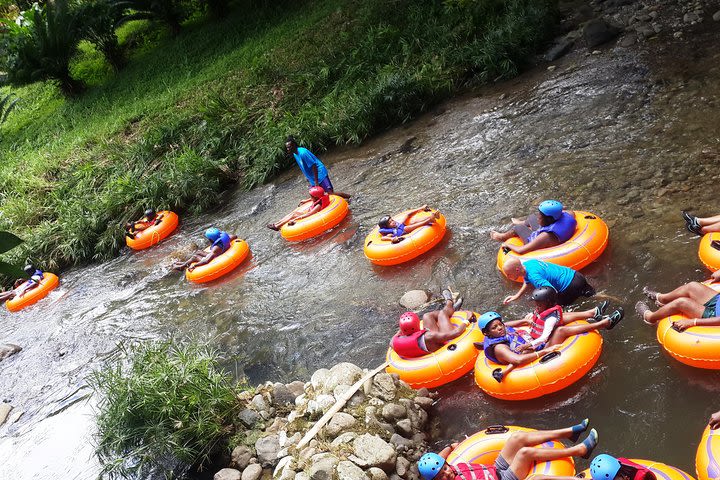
[399,312,421,335]
[309,186,325,198]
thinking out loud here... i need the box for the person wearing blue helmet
[171,227,237,272]
[418,422,598,480]
[0,264,45,302]
[588,454,656,480]
[490,200,577,255]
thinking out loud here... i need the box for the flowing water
[2,28,720,479]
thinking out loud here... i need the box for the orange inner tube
[474,322,603,400]
[698,233,720,272]
[656,282,720,370]
[6,273,60,312]
[496,211,608,282]
[579,460,695,480]
[696,425,720,480]
[386,311,484,389]
[446,425,575,477]
[364,209,447,266]
[185,239,251,284]
[126,211,179,250]
[280,195,349,242]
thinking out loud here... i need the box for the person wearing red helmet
[266,186,331,231]
[391,289,471,358]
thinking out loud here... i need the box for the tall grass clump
[90,340,243,478]
[0,0,558,271]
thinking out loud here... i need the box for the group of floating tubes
[496,211,609,281]
[474,322,603,400]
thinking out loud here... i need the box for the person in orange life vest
[589,455,656,480]
[490,200,577,255]
[0,265,43,302]
[172,228,237,272]
[391,289,468,358]
[266,186,331,231]
[508,287,623,352]
[378,205,441,244]
[635,269,720,329]
[418,422,598,480]
[125,208,162,239]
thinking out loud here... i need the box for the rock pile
[214,362,436,480]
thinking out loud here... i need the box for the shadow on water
[3,28,720,479]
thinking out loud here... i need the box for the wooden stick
[295,361,390,450]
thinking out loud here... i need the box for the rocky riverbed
[213,363,435,480]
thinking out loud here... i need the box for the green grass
[0,0,558,271]
[90,340,244,478]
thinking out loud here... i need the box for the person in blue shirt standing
[172,228,237,272]
[285,136,350,199]
[501,256,596,306]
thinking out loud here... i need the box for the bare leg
[698,214,720,226]
[657,282,717,306]
[490,229,518,242]
[0,291,16,302]
[172,251,205,271]
[421,300,455,333]
[499,427,576,462]
[546,322,608,346]
[643,298,705,323]
[701,222,720,234]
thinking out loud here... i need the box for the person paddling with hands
[501,257,596,306]
[378,205,440,244]
[172,228,237,272]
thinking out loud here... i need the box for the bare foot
[510,217,525,225]
[266,223,279,231]
[490,231,504,241]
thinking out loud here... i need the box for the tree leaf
[0,231,23,254]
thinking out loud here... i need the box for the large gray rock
[325,412,357,437]
[381,403,406,422]
[351,434,397,472]
[337,460,367,480]
[214,468,242,480]
[310,368,331,391]
[370,374,396,401]
[231,445,253,470]
[286,380,306,398]
[251,394,269,412]
[325,363,363,392]
[0,344,21,361]
[241,464,263,480]
[255,434,280,467]
[309,454,339,480]
[238,409,260,428]
[331,432,358,447]
[583,18,621,48]
[272,383,297,406]
[399,290,428,309]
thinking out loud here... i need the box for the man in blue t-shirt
[501,257,595,306]
[285,136,350,199]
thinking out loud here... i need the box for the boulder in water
[583,18,622,48]
[399,290,428,309]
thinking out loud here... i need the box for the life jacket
[212,231,232,253]
[482,326,528,364]
[452,462,498,480]
[379,222,406,237]
[391,330,428,358]
[617,458,657,480]
[530,305,564,339]
[530,211,577,244]
[312,193,330,210]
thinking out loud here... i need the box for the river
[2,24,720,479]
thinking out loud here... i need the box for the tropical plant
[112,0,189,36]
[3,0,86,95]
[0,231,24,278]
[79,0,126,71]
[90,340,242,478]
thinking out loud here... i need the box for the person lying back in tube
[587,455,656,480]
[418,421,598,480]
[266,186,331,231]
[172,228,236,272]
[0,264,44,302]
[636,268,720,329]
[391,289,467,358]
[490,200,576,255]
[125,208,162,239]
[377,205,440,244]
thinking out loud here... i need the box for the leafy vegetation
[0,230,23,277]
[90,340,243,478]
[0,0,558,271]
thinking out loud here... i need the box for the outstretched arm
[293,203,322,221]
[673,316,720,331]
[504,282,531,305]
[494,343,560,367]
[188,246,222,270]
[16,281,40,297]
[503,232,556,254]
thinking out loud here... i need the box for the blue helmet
[590,454,621,480]
[478,311,502,330]
[205,227,221,242]
[538,200,563,220]
[418,453,446,480]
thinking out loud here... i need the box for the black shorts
[557,272,595,306]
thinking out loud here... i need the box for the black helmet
[144,208,156,219]
[530,286,558,306]
[23,264,35,275]
[378,215,392,229]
